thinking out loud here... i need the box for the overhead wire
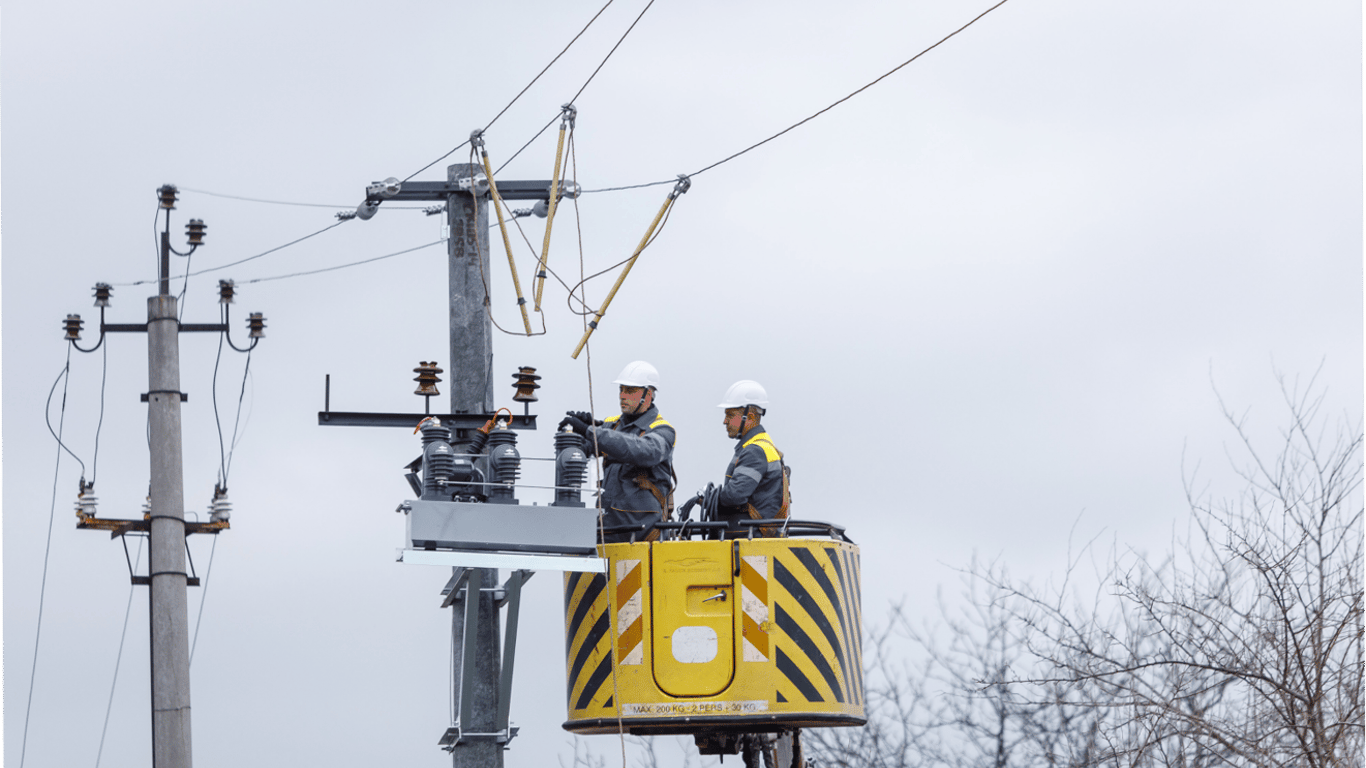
[579,0,1014,192]
[238,239,445,285]
[23,351,77,768]
[568,0,656,106]
[403,0,620,183]
[689,0,1012,180]
[110,220,350,287]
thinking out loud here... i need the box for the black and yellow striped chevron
[770,543,864,708]
[563,569,613,711]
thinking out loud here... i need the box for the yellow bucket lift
[562,521,864,760]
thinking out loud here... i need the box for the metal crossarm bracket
[376,179,579,202]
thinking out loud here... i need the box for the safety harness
[732,429,791,540]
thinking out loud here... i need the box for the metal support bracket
[446,568,531,753]
[437,725,519,751]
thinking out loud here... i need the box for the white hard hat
[718,380,768,409]
[613,361,660,389]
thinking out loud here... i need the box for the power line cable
[111,220,350,287]
[568,0,656,106]
[23,351,77,768]
[581,179,675,195]
[179,187,429,210]
[403,0,620,183]
[689,0,1012,179]
[239,239,445,285]
[581,0,1013,193]
[494,114,561,177]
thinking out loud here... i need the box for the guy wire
[95,537,143,768]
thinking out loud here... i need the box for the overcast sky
[3,0,1361,766]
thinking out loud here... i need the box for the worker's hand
[476,417,497,435]
[559,414,590,436]
[568,410,600,427]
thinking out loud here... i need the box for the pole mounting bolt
[93,283,112,308]
[158,184,179,210]
[185,219,207,246]
[246,312,266,339]
[64,314,84,341]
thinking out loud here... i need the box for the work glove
[568,410,601,427]
[559,414,590,436]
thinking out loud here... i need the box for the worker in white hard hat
[714,380,789,532]
[559,361,676,542]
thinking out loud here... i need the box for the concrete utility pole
[148,229,193,768]
[446,162,503,768]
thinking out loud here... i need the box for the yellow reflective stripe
[649,415,673,430]
[743,433,781,463]
[603,414,621,424]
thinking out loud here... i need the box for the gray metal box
[404,499,599,555]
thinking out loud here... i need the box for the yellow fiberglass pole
[480,145,533,335]
[571,176,690,359]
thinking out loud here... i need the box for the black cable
[212,311,228,486]
[688,0,1013,180]
[225,349,253,480]
[112,220,349,287]
[578,0,1013,194]
[151,204,162,275]
[44,354,86,479]
[568,0,657,106]
[494,113,561,176]
[240,239,444,285]
[404,0,619,183]
[177,249,193,321]
[23,351,77,768]
[90,342,107,486]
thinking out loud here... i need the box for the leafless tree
[810,375,1361,768]
[981,375,1364,767]
[807,567,1125,768]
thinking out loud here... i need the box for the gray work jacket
[719,424,785,520]
[588,405,676,533]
